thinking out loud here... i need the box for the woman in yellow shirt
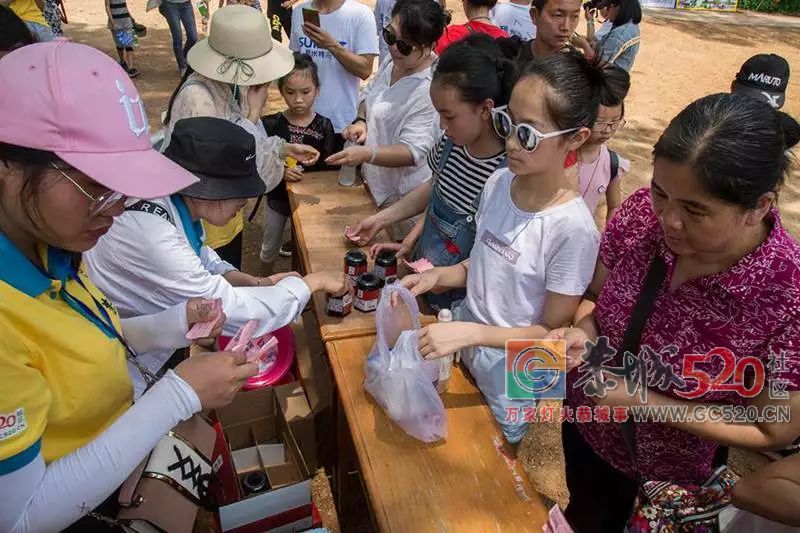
[0,41,258,532]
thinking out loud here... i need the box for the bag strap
[617,255,667,474]
[608,36,640,64]
[609,149,620,181]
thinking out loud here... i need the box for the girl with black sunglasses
[326,0,445,239]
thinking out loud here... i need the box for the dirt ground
[59,2,800,530]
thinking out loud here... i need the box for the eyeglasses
[50,163,126,216]
[491,106,579,152]
[382,26,414,56]
[593,118,626,132]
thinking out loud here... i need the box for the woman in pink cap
[0,41,259,531]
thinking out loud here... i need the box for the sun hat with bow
[187,5,294,87]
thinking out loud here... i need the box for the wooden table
[326,336,550,532]
[287,171,434,343]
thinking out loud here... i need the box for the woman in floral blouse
[549,92,800,532]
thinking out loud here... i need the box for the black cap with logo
[733,54,790,110]
[165,116,266,200]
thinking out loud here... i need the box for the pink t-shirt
[567,188,800,485]
[578,145,629,213]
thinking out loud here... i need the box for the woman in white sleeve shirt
[86,117,351,396]
[326,0,445,238]
[0,41,259,532]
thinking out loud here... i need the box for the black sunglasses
[382,26,414,56]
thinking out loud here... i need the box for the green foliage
[739,0,800,14]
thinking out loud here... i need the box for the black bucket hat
[166,117,266,200]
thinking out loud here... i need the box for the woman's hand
[284,166,304,182]
[282,143,319,166]
[399,269,441,297]
[342,121,367,144]
[418,321,475,359]
[369,241,410,262]
[347,214,385,245]
[545,327,590,371]
[325,145,371,167]
[305,270,353,296]
[175,351,258,409]
[185,298,226,347]
[246,83,270,122]
[302,22,339,50]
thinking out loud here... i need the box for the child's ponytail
[434,33,519,108]
[519,50,630,131]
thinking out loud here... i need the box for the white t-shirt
[374,0,395,65]
[290,0,379,132]
[361,58,440,206]
[464,169,599,328]
[491,2,536,41]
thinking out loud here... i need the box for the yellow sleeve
[0,317,50,474]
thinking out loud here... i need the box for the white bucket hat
[187,5,294,86]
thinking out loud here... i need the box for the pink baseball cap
[0,41,198,199]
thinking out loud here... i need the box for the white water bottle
[434,309,455,394]
[338,140,361,187]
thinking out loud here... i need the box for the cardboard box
[291,313,335,472]
[212,383,316,533]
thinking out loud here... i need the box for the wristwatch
[351,116,367,125]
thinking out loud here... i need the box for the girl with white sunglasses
[400,50,616,448]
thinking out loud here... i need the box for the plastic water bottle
[434,309,455,394]
[338,140,361,187]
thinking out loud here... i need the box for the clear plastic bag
[363,283,447,442]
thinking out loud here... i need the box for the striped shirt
[427,136,506,215]
[107,0,132,30]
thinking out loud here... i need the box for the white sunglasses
[491,106,579,152]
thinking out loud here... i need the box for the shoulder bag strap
[617,255,667,475]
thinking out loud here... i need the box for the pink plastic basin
[219,325,296,390]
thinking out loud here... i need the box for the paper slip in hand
[227,320,259,352]
[343,225,358,242]
[249,336,279,373]
[185,299,223,340]
[403,258,434,273]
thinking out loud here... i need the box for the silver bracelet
[369,146,377,164]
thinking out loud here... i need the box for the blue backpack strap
[609,149,620,180]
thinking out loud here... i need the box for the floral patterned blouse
[566,188,800,484]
